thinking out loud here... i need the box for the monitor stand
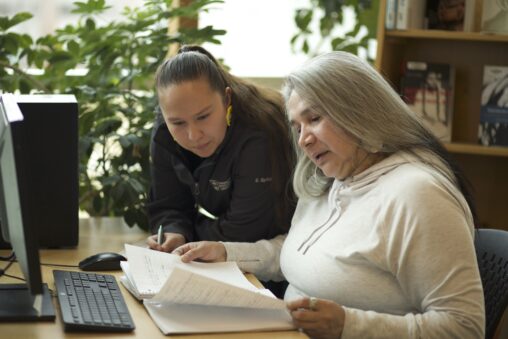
[0,283,55,321]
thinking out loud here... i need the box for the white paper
[124,244,182,296]
[124,244,258,297]
[123,244,294,334]
[153,266,286,309]
[144,301,293,335]
[119,275,142,300]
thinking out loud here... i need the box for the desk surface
[0,218,305,339]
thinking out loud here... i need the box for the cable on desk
[0,258,16,279]
[1,272,25,281]
[0,258,57,296]
[2,254,78,268]
[0,268,54,296]
[0,254,57,297]
[40,262,79,268]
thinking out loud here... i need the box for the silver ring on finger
[309,297,318,310]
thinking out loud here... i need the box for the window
[199,0,311,78]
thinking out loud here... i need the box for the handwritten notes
[121,244,293,334]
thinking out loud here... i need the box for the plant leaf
[0,12,33,31]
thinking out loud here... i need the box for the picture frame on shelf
[424,0,476,31]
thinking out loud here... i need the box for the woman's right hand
[147,232,185,252]
[172,241,227,263]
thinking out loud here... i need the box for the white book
[397,0,426,30]
[385,0,398,29]
[463,0,476,32]
[120,244,294,334]
[396,0,408,29]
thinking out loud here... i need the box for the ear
[225,87,232,106]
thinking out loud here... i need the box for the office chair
[475,228,508,339]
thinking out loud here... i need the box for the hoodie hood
[328,149,473,233]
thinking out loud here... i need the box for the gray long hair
[282,52,476,224]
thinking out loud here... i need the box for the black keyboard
[53,270,135,332]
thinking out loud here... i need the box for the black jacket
[147,115,288,242]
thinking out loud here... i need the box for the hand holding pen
[157,225,164,245]
[146,225,185,252]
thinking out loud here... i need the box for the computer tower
[0,95,79,248]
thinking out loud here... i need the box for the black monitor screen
[0,93,54,321]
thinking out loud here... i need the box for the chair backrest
[475,228,508,339]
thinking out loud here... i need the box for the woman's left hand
[286,297,345,339]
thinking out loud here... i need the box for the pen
[157,225,164,245]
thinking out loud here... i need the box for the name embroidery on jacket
[209,179,231,191]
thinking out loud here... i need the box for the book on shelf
[481,0,508,34]
[396,0,426,29]
[120,244,294,335]
[426,0,476,32]
[478,65,508,147]
[400,61,456,142]
[385,0,398,29]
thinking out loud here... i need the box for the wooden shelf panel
[377,0,508,229]
[445,143,508,157]
[386,30,508,43]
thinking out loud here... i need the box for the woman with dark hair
[172,51,484,338]
[146,45,295,261]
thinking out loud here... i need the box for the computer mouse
[79,252,127,271]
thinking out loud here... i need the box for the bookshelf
[376,0,508,230]
[386,29,508,42]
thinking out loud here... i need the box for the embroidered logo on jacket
[255,177,272,183]
[209,179,231,191]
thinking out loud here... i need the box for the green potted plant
[0,0,225,230]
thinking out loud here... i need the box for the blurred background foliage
[0,0,377,231]
[0,0,225,230]
[292,0,379,59]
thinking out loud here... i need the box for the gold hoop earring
[226,105,232,126]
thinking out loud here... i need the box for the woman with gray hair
[173,51,485,338]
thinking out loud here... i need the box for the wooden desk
[0,218,305,339]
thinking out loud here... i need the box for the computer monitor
[0,93,55,321]
[0,94,79,249]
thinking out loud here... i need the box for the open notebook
[120,244,294,334]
